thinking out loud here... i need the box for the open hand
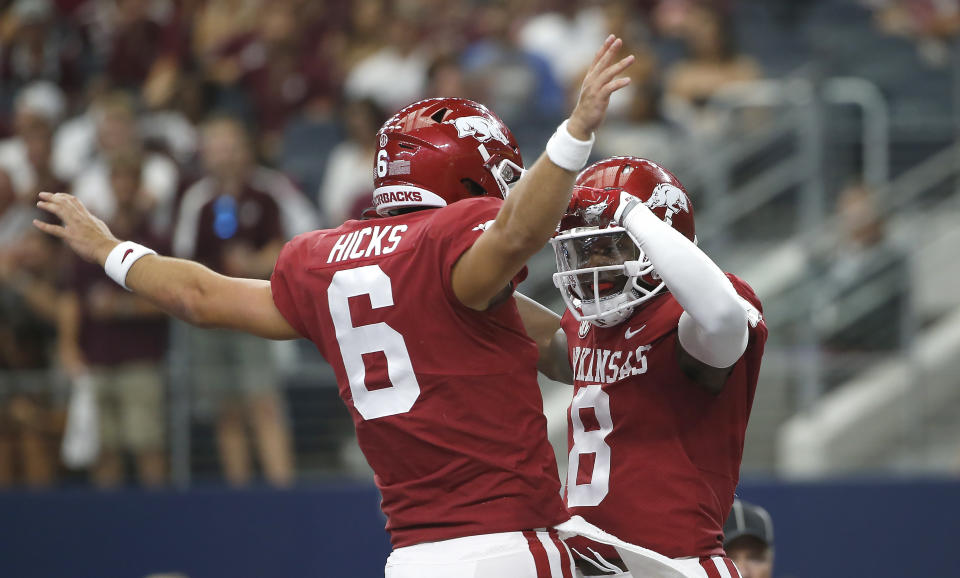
[33,192,119,266]
[567,35,635,140]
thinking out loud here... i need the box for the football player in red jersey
[33,37,634,578]
[517,157,768,578]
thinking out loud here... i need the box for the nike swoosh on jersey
[624,325,646,339]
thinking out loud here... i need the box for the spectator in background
[813,182,910,386]
[424,54,469,99]
[0,185,63,488]
[318,98,385,227]
[664,4,761,136]
[0,168,33,248]
[723,499,775,578]
[62,91,180,233]
[336,0,386,73]
[573,2,688,167]
[460,0,564,133]
[343,0,428,114]
[596,0,659,120]
[0,0,86,116]
[594,82,689,170]
[191,0,262,62]
[102,0,167,91]
[0,81,68,197]
[58,152,169,488]
[173,116,294,487]
[868,0,960,66]
[518,0,608,88]
[201,0,337,160]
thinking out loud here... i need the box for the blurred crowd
[2,0,942,489]
[863,0,960,66]
[0,0,770,490]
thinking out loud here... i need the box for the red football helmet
[372,97,525,216]
[551,156,696,326]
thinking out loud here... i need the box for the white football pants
[385,529,576,578]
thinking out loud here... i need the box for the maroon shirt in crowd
[176,182,283,274]
[65,233,170,366]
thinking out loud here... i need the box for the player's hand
[33,192,119,266]
[567,35,635,140]
[568,186,637,226]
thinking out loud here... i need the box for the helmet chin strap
[581,289,640,327]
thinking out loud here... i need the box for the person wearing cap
[724,499,775,578]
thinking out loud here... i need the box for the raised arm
[451,36,634,310]
[515,293,573,384]
[618,202,748,391]
[33,192,301,341]
[572,189,749,392]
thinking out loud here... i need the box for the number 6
[328,265,421,420]
[377,149,389,178]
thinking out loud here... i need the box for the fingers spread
[590,37,623,78]
[589,34,616,69]
[602,76,632,98]
[32,219,66,238]
[36,199,66,219]
[599,54,635,84]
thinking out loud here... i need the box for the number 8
[567,384,612,507]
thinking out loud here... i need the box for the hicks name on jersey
[327,224,408,264]
[571,344,652,384]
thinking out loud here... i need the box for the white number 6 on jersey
[328,265,421,420]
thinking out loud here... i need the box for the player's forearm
[489,153,578,261]
[621,205,747,349]
[124,254,227,327]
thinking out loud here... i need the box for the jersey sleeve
[434,197,528,304]
[270,236,311,339]
[726,273,767,340]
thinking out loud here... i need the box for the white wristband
[546,119,595,172]
[103,241,157,291]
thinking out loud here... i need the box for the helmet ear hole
[461,178,487,196]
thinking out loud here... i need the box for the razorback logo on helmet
[645,183,689,225]
[445,116,510,145]
[583,199,611,225]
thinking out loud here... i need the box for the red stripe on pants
[724,557,742,578]
[700,557,723,578]
[524,531,551,578]
[548,529,574,578]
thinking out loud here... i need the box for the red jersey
[271,197,568,548]
[560,275,766,559]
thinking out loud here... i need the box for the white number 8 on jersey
[567,384,613,507]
